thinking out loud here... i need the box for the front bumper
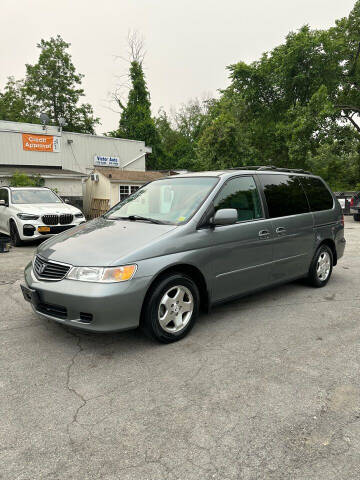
[23,261,151,332]
[22,224,76,240]
[18,220,85,241]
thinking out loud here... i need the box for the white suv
[0,186,85,246]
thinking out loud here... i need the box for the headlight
[17,213,39,220]
[66,264,137,283]
[75,213,84,218]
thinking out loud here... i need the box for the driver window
[214,176,263,222]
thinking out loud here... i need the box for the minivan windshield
[11,189,62,204]
[105,177,218,225]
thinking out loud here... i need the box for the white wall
[43,178,83,197]
[0,120,147,174]
[0,175,83,197]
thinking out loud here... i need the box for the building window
[119,185,140,202]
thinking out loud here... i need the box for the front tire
[307,245,333,288]
[142,273,200,343]
[10,221,23,247]
[354,214,360,222]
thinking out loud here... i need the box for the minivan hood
[38,217,177,266]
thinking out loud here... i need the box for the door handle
[276,227,286,235]
[258,229,270,239]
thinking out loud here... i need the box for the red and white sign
[22,133,60,152]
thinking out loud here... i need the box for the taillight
[350,197,354,207]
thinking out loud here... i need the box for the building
[83,167,168,218]
[0,166,87,208]
[0,120,152,207]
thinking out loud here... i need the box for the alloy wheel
[158,285,194,333]
[316,251,331,281]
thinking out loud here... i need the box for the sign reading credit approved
[22,133,61,152]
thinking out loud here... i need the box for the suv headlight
[66,264,137,283]
[75,213,84,218]
[17,213,39,220]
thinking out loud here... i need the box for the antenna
[39,113,50,131]
[58,117,66,132]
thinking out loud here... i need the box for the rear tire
[307,245,333,288]
[354,214,360,222]
[10,221,23,247]
[142,273,200,343]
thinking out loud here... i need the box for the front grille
[37,302,67,319]
[33,255,71,281]
[42,214,59,225]
[60,214,73,225]
[38,225,74,235]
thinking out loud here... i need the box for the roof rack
[228,166,312,175]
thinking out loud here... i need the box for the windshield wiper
[116,215,165,225]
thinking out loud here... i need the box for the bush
[10,171,44,187]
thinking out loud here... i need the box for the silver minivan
[21,167,346,342]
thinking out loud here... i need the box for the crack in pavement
[65,330,87,443]
[63,329,139,441]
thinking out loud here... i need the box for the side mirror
[212,208,238,226]
[64,198,70,204]
[0,199,6,206]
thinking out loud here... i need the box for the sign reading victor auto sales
[94,155,120,167]
[22,133,61,152]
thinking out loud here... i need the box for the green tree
[0,77,37,123]
[24,35,99,133]
[10,172,44,187]
[196,1,360,188]
[155,99,211,170]
[110,54,163,169]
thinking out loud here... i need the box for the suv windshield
[11,189,62,204]
[105,177,218,225]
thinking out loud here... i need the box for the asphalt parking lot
[1,217,360,480]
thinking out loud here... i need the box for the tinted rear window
[260,174,309,218]
[300,177,334,212]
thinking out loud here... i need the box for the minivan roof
[171,168,315,179]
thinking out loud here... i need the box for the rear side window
[300,177,334,211]
[214,176,263,222]
[0,189,8,204]
[260,174,309,218]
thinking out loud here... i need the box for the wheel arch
[8,216,17,231]
[140,263,210,324]
[318,238,337,266]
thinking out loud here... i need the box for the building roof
[94,167,169,183]
[0,166,86,177]
[0,119,147,145]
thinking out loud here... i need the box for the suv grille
[33,255,71,281]
[42,214,59,225]
[60,214,73,225]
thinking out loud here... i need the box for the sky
[0,0,356,134]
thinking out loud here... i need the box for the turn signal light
[102,265,137,282]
